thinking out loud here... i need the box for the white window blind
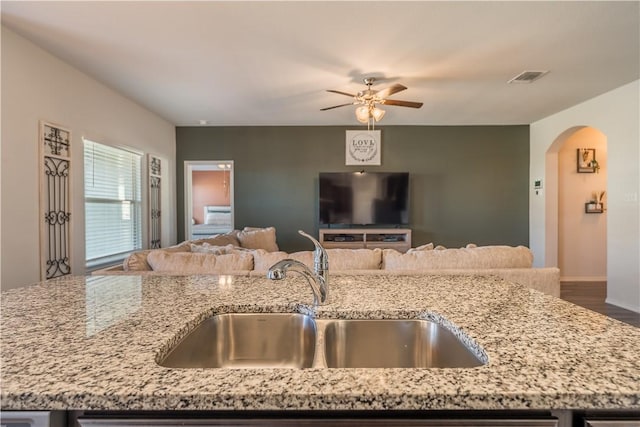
[84,139,142,269]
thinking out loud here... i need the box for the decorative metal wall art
[148,155,162,249]
[39,121,72,280]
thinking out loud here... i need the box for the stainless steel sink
[158,313,317,368]
[323,319,484,368]
[158,314,485,369]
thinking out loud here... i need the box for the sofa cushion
[190,243,241,255]
[326,248,382,270]
[237,227,279,252]
[288,251,315,268]
[147,251,253,273]
[252,250,315,272]
[382,245,533,270]
[252,250,289,272]
[252,249,382,272]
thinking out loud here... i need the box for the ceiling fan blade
[375,84,407,99]
[320,102,355,111]
[327,89,356,98]
[381,99,423,108]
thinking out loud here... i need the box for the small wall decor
[39,121,72,280]
[148,155,162,249]
[585,191,605,214]
[346,130,381,165]
[577,148,599,173]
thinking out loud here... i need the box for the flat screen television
[319,172,409,226]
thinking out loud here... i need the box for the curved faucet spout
[267,259,327,306]
[266,230,329,306]
[298,230,329,275]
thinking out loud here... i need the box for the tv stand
[319,228,411,253]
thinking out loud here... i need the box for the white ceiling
[2,1,639,126]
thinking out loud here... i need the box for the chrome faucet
[267,230,329,306]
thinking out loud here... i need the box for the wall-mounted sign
[345,130,381,165]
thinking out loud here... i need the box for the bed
[191,205,233,239]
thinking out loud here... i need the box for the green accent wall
[176,126,529,252]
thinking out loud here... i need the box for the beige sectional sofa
[94,227,560,297]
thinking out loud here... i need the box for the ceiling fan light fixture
[355,105,370,123]
[371,107,385,122]
[323,77,421,124]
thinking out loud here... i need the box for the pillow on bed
[237,227,279,252]
[147,251,253,273]
[205,212,231,225]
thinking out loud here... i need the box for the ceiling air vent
[508,70,549,84]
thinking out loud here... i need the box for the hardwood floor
[561,281,640,327]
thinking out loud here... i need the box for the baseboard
[605,297,640,314]
[560,276,607,282]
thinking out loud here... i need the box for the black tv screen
[319,172,409,226]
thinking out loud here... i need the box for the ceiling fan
[321,77,423,123]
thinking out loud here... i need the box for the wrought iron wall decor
[39,121,72,280]
[148,155,162,249]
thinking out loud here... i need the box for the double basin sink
[158,313,485,369]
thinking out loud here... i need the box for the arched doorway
[545,126,607,282]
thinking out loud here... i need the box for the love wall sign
[345,130,381,165]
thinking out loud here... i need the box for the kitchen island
[1,274,639,424]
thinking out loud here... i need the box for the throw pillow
[123,250,152,271]
[237,227,279,252]
[191,230,240,247]
[123,242,190,271]
[407,242,434,252]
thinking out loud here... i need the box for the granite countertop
[1,273,639,411]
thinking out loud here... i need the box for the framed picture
[345,130,381,165]
[577,148,597,173]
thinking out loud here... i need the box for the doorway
[184,161,234,240]
[546,126,607,281]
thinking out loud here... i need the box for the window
[84,139,142,269]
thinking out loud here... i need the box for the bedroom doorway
[184,161,234,240]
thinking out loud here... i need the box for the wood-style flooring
[561,281,640,327]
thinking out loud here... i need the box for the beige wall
[558,128,607,280]
[530,80,640,312]
[1,27,177,290]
